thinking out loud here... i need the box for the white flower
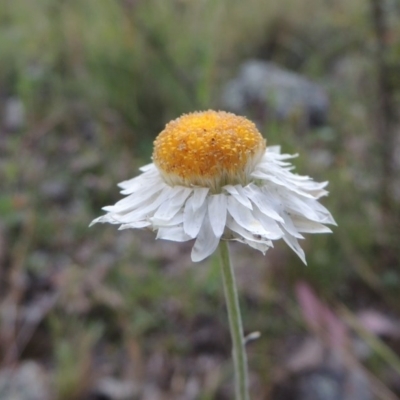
[91,111,335,263]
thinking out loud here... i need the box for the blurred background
[0,0,400,399]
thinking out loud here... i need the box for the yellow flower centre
[153,110,266,190]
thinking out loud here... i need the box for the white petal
[279,190,321,222]
[156,225,192,242]
[152,203,182,224]
[291,214,332,233]
[173,187,193,205]
[227,196,267,236]
[224,185,252,209]
[105,180,164,213]
[152,186,191,223]
[183,195,208,238]
[302,198,337,225]
[283,233,306,265]
[115,187,172,223]
[118,221,151,229]
[272,151,298,160]
[191,216,220,262]
[191,188,209,211]
[153,211,184,227]
[267,145,281,154]
[240,239,271,254]
[244,184,284,222]
[300,180,328,192]
[251,206,284,240]
[303,188,329,199]
[139,163,156,172]
[90,214,117,226]
[281,212,304,239]
[207,194,227,238]
[251,169,315,199]
[119,171,160,194]
[229,231,271,254]
[286,194,336,225]
[226,218,272,247]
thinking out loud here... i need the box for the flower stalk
[218,240,249,400]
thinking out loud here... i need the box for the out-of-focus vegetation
[0,0,400,399]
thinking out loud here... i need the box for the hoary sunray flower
[91,110,335,400]
[91,110,335,262]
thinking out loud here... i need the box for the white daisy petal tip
[91,110,335,263]
[89,218,100,227]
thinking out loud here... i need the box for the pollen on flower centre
[153,110,266,188]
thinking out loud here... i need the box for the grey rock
[0,362,49,400]
[94,377,138,400]
[221,60,329,127]
[296,367,372,400]
[3,97,25,131]
[273,365,373,400]
[297,369,343,400]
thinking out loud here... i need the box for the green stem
[218,241,249,400]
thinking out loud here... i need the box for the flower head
[153,111,265,190]
[91,110,335,262]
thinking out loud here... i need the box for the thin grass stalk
[218,241,249,400]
